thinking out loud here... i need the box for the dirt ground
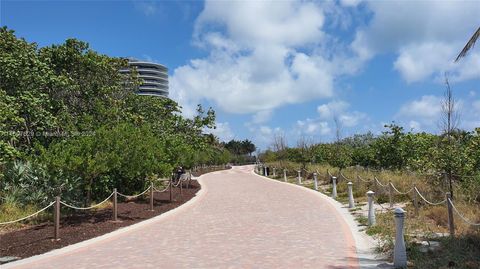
[0,167,225,261]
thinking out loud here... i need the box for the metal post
[413,184,418,217]
[297,170,302,184]
[393,208,407,268]
[389,181,393,208]
[273,167,276,177]
[283,169,287,182]
[150,182,154,211]
[54,196,60,240]
[367,191,375,226]
[446,192,455,237]
[313,172,318,191]
[331,176,337,199]
[347,182,355,208]
[113,188,118,221]
[264,166,268,176]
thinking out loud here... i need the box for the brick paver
[7,165,359,269]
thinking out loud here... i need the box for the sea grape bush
[0,27,234,206]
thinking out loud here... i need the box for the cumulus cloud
[252,110,273,124]
[296,119,331,136]
[352,1,480,83]
[397,95,442,120]
[170,0,362,116]
[396,95,480,132]
[204,122,234,142]
[317,100,366,127]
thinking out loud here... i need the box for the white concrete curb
[4,174,210,269]
[251,169,388,269]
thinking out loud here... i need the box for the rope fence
[60,192,115,210]
[0,201,56,225]
[256,163,480,237]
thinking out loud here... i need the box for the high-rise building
[121,58,169,97]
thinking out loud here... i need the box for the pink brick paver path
[7,165,359,269]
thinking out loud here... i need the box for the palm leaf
[455,26,480,62]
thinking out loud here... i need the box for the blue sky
[2,0,480,150]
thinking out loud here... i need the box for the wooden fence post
[446,192,455,237]
[150,182,154,211]
[113,188,118,221]
[389,181,393,208]
[54,196,60,240]
[413,184,418,217]
[180,178,183,199]
[170,173,173,202]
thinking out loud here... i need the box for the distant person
[176,166,186,182]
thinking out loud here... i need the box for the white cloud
[296,118,331,136]
[252,110,273,124]
[352,1,480,83]
[316,100,365,127]
[170,0,363,116]
[204,122,234,142]
[408,120,421,132]
[396,96,480,132]
[397,95,442,125]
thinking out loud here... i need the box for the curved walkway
[6,165,361,269]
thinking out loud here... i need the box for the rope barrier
[0,201,55,225]
[357,175,373,183]
[448,198,480,226]
[60,192,114,210]
[390,182,414,195]
[340,172,351,181]
[117,186,151,199]
[153,184,170,193]
[373,195,389,211]
[414,187,446,206]
[374,176,389,188]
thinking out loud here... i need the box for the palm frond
[455,26,480,62]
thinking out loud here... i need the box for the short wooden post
[356,175,360,187]
[347,182,355,208]
[54,196,60,240]
[389,181,393,208]
[283,169,287,182]
[180,178,183,199]
[313,172,318,191]
[393,208,407,268]
[169,173,173,202]
[367,191,375,226]
[113,188,118,221]
[331,176,337,199]
[273,167,276,177]
[150,182,154,211]
[413,184,419,217]
[297,170,302,184]
[446,192,455,237]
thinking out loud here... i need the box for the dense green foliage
[0,27,230,205]
[223,139,256,164]
[260,124,480,186]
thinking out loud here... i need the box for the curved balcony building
[121,59,169,98]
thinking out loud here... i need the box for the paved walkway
[6,166,360,269]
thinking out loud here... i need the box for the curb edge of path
[249,169,382,269]
[3,174,211,269]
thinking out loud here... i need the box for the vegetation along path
[6,166,366,269]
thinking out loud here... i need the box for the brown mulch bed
[0,167,227,261]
